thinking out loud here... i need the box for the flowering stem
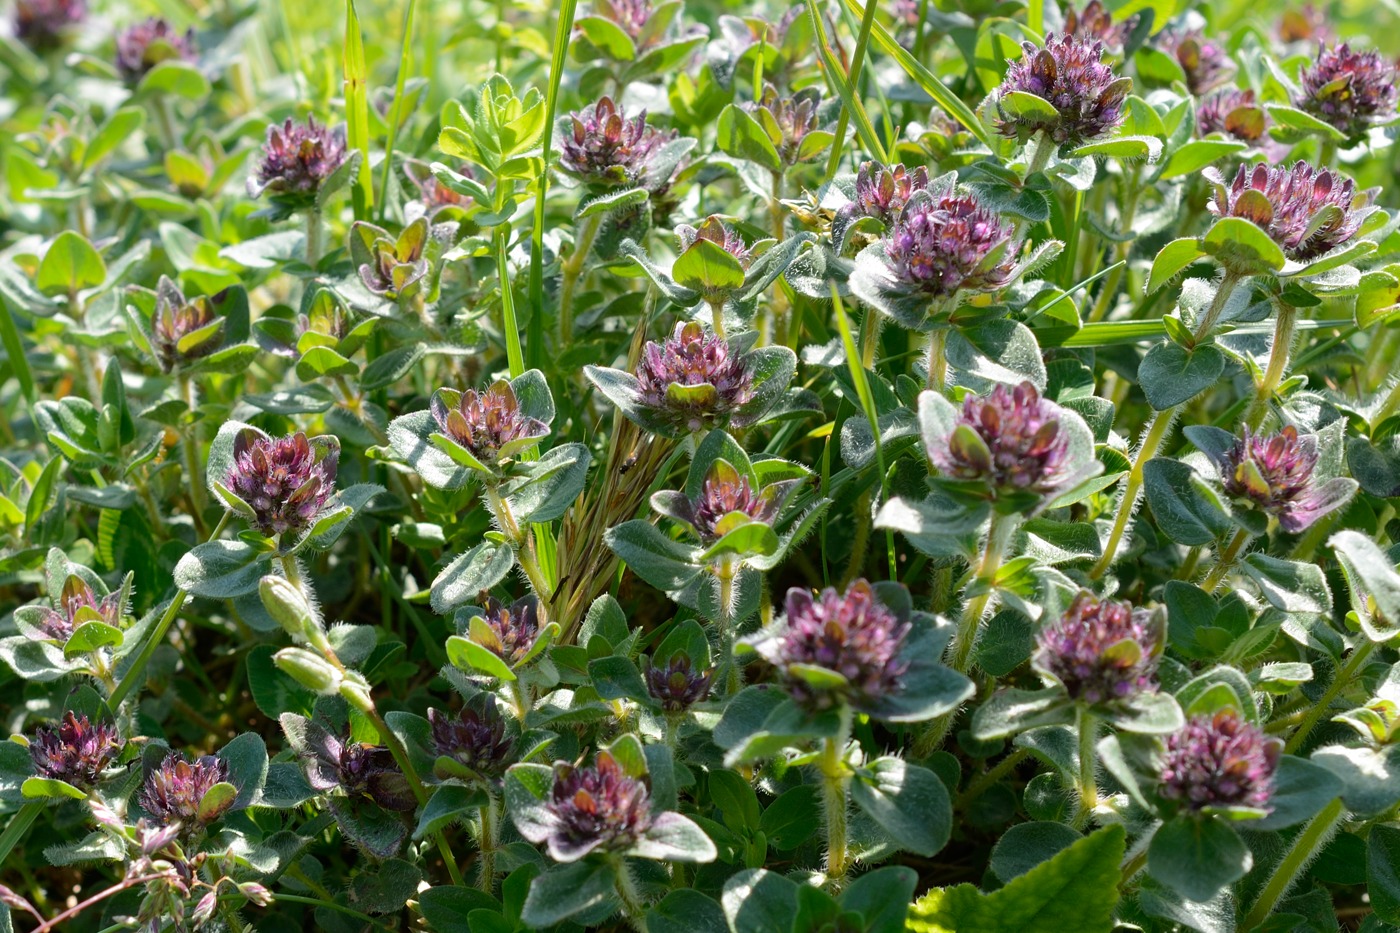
[818,707,853,887]
[154,94,180,151]
[31,873,169,933]
[1023,132,1054,180]
[926,327,947,392]
[483,484,554,607]
[1285,640,1376,755]
[949,512,1016,674]
[715,558,741,695]
[304,207,324,269]
[559,213,602,345]
[109,512,230,708]
[708,299,726,341]
[1200,528,1251,594]
[1190,272,1243,345]
[955,747,1030,809]
[477,791,499,892]
[612,857,651,933]
[1245,298,1297,429]
[1075,707,1098,829]
[178,372,209,538]
[1240,797,1345,931]
[1090,406,1176,580]
[366,707,466,887]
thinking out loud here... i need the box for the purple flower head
[772,580,911,712]
[885,190,1017,299]
[644,653,713,712]
[748,84,826,166]
[589,0,654,41]
[115,17,196,82]
[152,277,223,372]
[677,216,752,268]
[428,698,515,779]
[226,430,339,538]
[635,322,755,435]
[1278,4,1330,45]
[1210,425,1351,533]
[430,379,549,468]
[996,34,1130,146]
[352,219,438,301]
[338,742,416,811]
[14,0,85,52]
[139,753,232,827]
[545,751,652,860]
[1155,27,1234,95]
[247,117,348,206]
[34,574,124,643]
[29,712,122,787]
[559,97,677,190]
[1207,161,1373,263]
[930,381,1074,498]
[476,595,542,667]
[1034,592,1161,704]
[1299,43,1398,141]
[850,161,930,227]
[1063,0,1133,49]
[1159,709,1280,812]
[1197,88,1269,142]
[694,459,786,542]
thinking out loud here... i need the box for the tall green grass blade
[343,0,374,221]
[0,299,35,408]
[808,0,886,174]
[840,0,991,149]
[528,0,580,374]
[377,0,418,221]
[822,0,886,180]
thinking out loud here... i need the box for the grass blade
[343,0,374,221]
[377,0,418,222]
[807,0,886,172]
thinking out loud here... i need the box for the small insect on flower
[428,697,516,779]
[32,574,125,643]
[1153,26,1234,95]
[635,322,755,435]
[1204,425,1356,533]
[114,17,197,82]
[151,277,224,372]
[928,381,1076,501]
[762,579,912,713]
[884,189,1018,300]
[995,33,1130,147]
[246,117,349,206]
[226,430,340,538]
[559,96,678,190]
[1034,592,1162,705]
[29,712,122,788]
[1159,709,1281,812]
[1299,43,1399,142]
[1205,160,1376,263]
[1196,88,1269,143]
[430,380,550,468]
[13,0,85,52]
[140,753,233,827]
[644,653,714,712]
[543,751,653,861]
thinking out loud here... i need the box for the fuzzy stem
[109,512,230,708]
[1190,272,1243,344]
[1285,640,1377,755]
[1240,798,1345,931]
[1245,299,1298,429]
[1024,132,1054,179]
[715,558,741,695]
[1075,707,1098,829]
[1090,406,1176,580]
[1200,528,1251,594]
[559,213,602,345]
[955,747,1030,809]
[926,327,948,392]
[709,299,726,341]
[178,372,209,538]
[949,512,1016,674]
[304,207,324,269]
[478,791,499,892]
[613,858,650,933]
[483,484,554,608]
[1376,374,1400,428]
[818,707,853,887]
[367,707,465,886]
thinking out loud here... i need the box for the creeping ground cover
[6,0,1400,930]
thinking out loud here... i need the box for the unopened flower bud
[274,647,342,695]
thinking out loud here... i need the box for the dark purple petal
[1209,160,1372,262]
[1034,592,1160,704]
[1299,43,1398,140]
[996,33,1128,146]
[775,579,910,712]
[226,431,339,538]
[28,712,122,787]
[1159,710,1280,811]
[929,381,1074,499]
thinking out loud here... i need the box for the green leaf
[1146,238,1206,294]
[721,869,799,933]
[1143,458,1233,546]
[21,777,85,800]
[1156,139,1248,181]
[521,861,617,928]
[136,60,211,100]
[37,232,106,298]
[414,784,489,840]
[631,811,718,862]
[716,104,782,173]
[673,238,747,295]
[1146,816,1250,903]
[908,825,1126,933]
[588,655,650,702]
[647,890,728,933]
[172,540,268,599]
[61,620,122,659]
[1138,342,1225,410]
[446,635,516,681]
[1369,825,1400,924]
[1330,530,1400,643]
[849,757,951,857]
[1202,217,1286,276]
[1253,755,1343,831]
[430,541,515,614]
